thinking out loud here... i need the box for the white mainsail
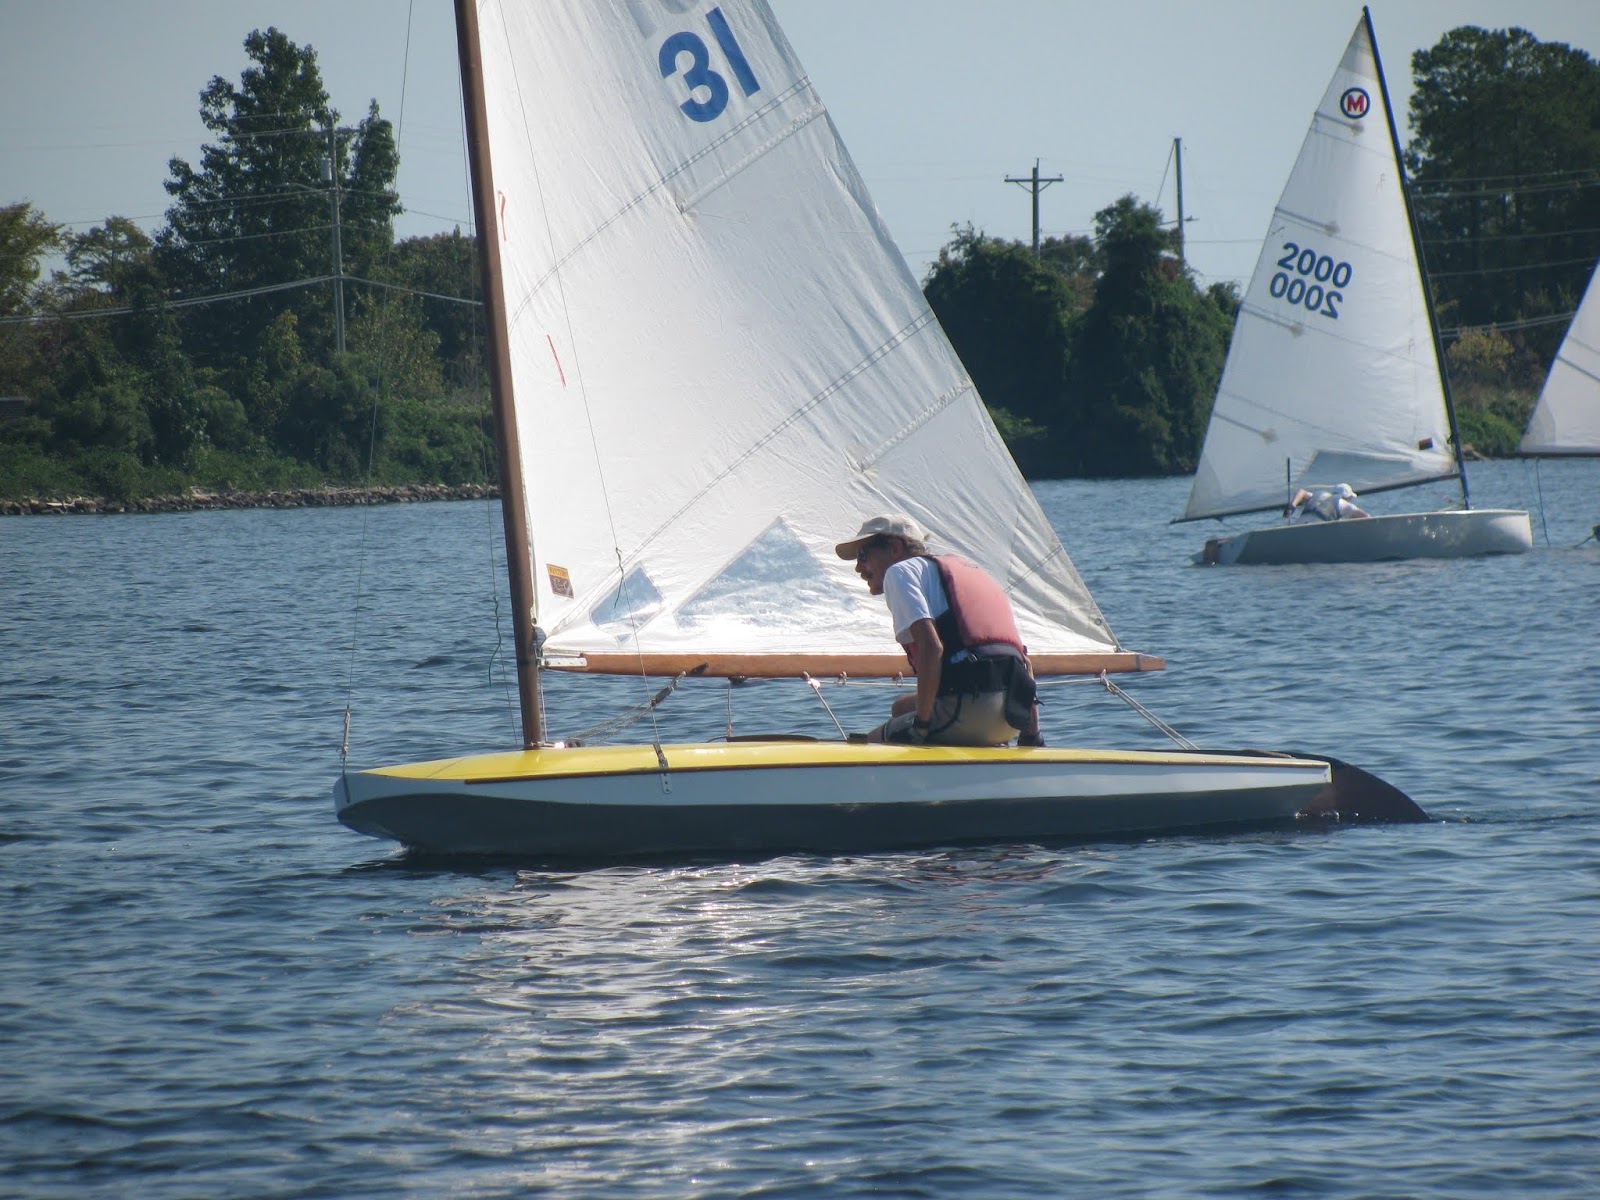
[1521,261,1600,455]
[1182,15,1459,522]
[476,0,1119,671]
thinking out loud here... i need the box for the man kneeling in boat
[1285,483,1370,522]
[836,514,1043,747]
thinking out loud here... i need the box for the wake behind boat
[1178,9,1532,567]
[334,0,1424,859]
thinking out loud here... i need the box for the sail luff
[454,0,543,746]
[1363,6,1470,509]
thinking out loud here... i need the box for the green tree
[922,225,1085,473]
[0,203,64,404]
[1065,195,1232,476]
[0,203,62,317]
[157,27,400,375]
[1407,26,1600,358]
[382,229,483,387]
[64,218,154,299]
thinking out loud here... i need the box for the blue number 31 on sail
[659,6,762,121]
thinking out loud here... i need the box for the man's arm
[906,617,943,727]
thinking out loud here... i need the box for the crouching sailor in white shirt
[835,514,1043,747]
[1286,483,1370,521]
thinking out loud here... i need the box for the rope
[565,669,700,745]
[803,673,850,740]
[1098,672,1198,750]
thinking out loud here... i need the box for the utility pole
[1174,137,1186,267]
[1168,136,1197,269]
[1005,159,1062,256]
[323,123,346,355]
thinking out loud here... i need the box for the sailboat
[1521,260,1600,457]
[1178,8,1533,566]
[333,0,1422,858]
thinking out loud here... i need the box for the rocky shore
[0,482,498,516]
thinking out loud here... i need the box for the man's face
[854,538,894,595]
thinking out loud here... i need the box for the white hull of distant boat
[1201,508,1533,565]
[335,741,1338,857]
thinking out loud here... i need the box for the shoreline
[0,482,499,516]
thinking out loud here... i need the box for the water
[3,460,1598,1198]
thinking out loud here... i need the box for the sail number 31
[659,7,762,122]
[1271,242,1352,319]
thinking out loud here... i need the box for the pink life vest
[903,555,1027,673]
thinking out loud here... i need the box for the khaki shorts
[883,689,1017,747]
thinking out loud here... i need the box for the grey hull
[1201,509,1532,565]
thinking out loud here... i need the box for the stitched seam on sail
[1207,395,1353,449]
[674,101,827,211]
[623,310,939,567]
[855,380,969,470]
[505,78,815,328]
[856,382,1096,626]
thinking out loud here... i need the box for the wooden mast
[454,0,544,746]
[1365,6,1472,510]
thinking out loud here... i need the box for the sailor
[1286,483,1370,521]
[835,514,1043,747]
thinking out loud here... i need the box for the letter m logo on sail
[1340,87,1371,120]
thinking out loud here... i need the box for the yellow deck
[362,740,1315,782]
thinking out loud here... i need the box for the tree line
[0,28,487,503]
[1,24,1597,502]
[927,24,1600,472]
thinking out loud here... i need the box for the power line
[0,273,479,326]
[1425,252,1600,279]
[1439,309,1576,338]
[1420,225,1600,247]
[0,274,336,324]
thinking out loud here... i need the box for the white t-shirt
[882,557,949,645]
[1297,488,1360,521]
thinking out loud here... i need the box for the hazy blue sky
[3,1,1596,288]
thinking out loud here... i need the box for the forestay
[1521,260,1600,455]
[1181,16,1459,522]
[476,0,1124,675]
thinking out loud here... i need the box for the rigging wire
[1096,672,1197,750]
[803,674,850,741]
[339,0,419,773]
[566,671,697,746]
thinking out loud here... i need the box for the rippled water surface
[4,461,1598,1198]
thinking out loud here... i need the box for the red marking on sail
[547,335,567,386]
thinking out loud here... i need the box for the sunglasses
[855,537,889,562]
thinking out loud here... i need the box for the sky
[2,1,1597,290]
